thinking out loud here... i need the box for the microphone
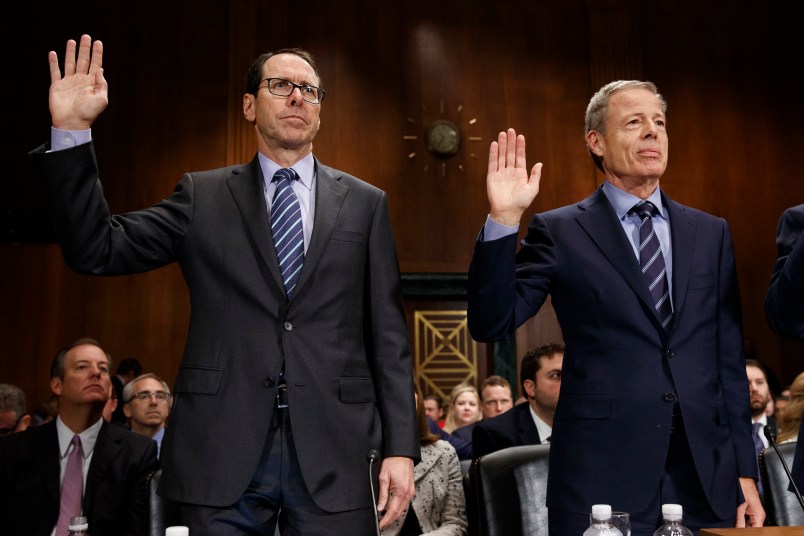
[367,450,381,536]
[764,423,804,513]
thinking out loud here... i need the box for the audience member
[123,373,171,458]
[427,416,473,461]
[110,357,142,425]
[423,394,446,428]
[0,383,32,434]
[0,338,158,535]
[747,359,775,500]
[453,376,513,445]
[102,382,118,423]
[444,383,481,434]
[32,394,59,426]
[775,388,791,422]
[479,375,514,420]
[777,373,804,444]
[473,343,564,458]
[384,385,468,535]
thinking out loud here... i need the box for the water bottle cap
[165,526,190,536]
[662,503,683,520]
[591,504,612,518]
[68,516,89,530]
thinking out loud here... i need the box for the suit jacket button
[283,322,293,332]
[663,392,677,402]
[264,377,275,388]
[665,349,676,359]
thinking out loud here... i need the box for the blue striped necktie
[271,168,304,298]
[629,201,673,330]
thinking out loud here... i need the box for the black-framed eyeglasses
[0,414,26,436]
[260,78,326,104]
[129,390,170,403]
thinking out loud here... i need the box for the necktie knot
[272,168,298,185]
[71,434,83,453]
[629,201,659,221]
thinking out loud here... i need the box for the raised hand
[487,128,542,227]
[48,34,108,130]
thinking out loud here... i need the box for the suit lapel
[84,421,121,515]
[517,403,542,445]
[292,160,348,297]
[226,157,286,302]
[34,421,62,507]
[664,194,696,332]
[575,189,657,313]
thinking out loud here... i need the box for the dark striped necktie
[628,201,673,330]
[270,168,304,298]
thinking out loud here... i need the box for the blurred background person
[110,357,142,425]
[443,383,481,434]
[0,383,32,435]
[777,372,804,444]
[384,384,467,536]
[423,394,446,428]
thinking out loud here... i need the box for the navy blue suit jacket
[472,402,541,458]
[766,204,804,338]
[467,187,754,518]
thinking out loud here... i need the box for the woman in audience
[443,383,481,434]
[778,371,804,443]
[384,384,468,536]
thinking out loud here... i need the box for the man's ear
[50,376,63,397]
[123,404,132,419]
[243,93,256,122]
[523,379,537,399]
[587,130,605,157]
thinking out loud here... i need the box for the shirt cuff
[51,127,92,152]
[481,215,518,242]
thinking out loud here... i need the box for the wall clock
[425,119,461,158]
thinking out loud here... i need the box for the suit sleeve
[30,141,192,275]
[366,193,420,461]
[717,221,757,479]
[467,214,557,341]
[765,205,804,338]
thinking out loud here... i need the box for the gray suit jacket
[32,142,419,512]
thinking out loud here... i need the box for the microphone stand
[367,450,382,536]
[764,424,804,513]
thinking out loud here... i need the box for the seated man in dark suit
[473,343,564,458]
[0,338,158,536]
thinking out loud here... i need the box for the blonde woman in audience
[443,383,481,434]
[777,372,804,443]
[384,384,468,536]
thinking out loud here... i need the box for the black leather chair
[760,443,804,526]
[147,468,180,536]
[470,444,550,536]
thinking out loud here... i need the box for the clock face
[425,120,461,158]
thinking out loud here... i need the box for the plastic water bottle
[67,516,89,535]
[165,527,190,536]
[652,504,693,536]
[584,504,624,536]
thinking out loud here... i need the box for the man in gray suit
[32,35,418,535]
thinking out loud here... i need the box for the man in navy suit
[473,343,563,458]
[467,80,764,534]
[0,338,158,535]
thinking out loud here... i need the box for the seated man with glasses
[452,375,514,445]
[122,373,171,458]
[0,383,32,435]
